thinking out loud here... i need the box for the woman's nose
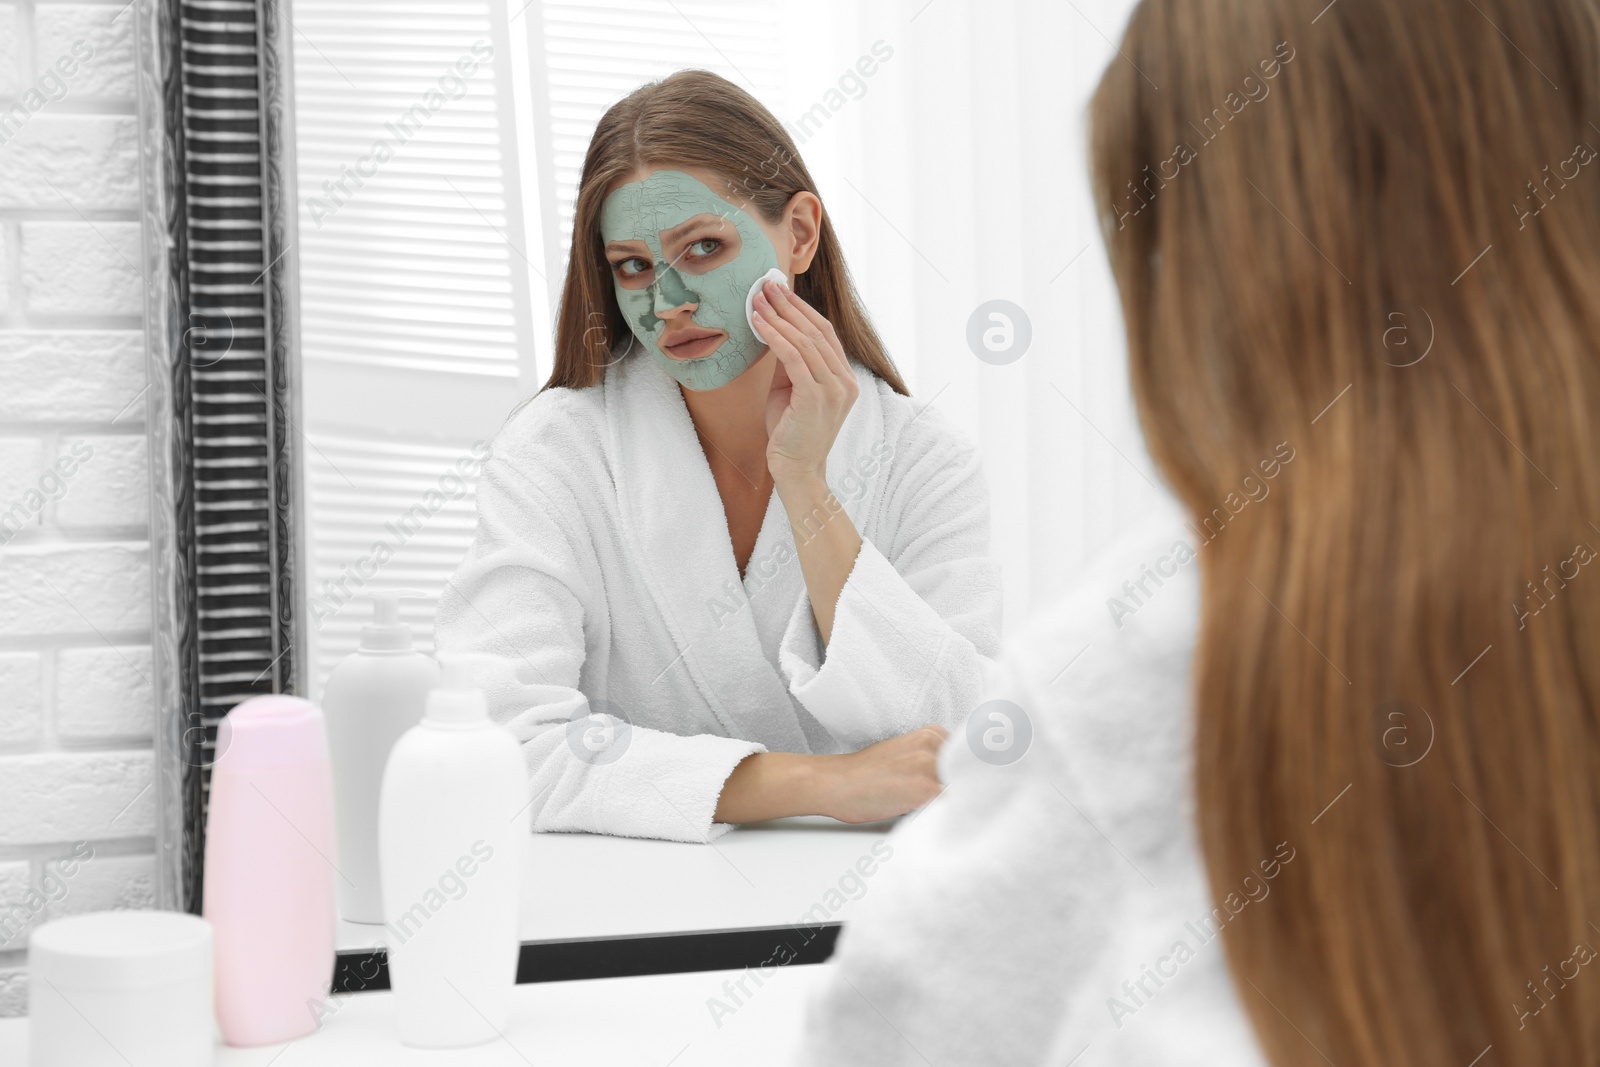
[651,265,699,318]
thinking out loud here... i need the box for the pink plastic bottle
[203,694,337,1046]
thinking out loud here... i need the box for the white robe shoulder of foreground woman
[788,499,1268,1067]
[433,351,1003,844]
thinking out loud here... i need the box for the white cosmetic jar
[28,911,214,1067]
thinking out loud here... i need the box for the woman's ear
[783,191,823,276]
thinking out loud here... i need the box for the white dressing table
[0,964,829,1066]
[1,819,890,1064]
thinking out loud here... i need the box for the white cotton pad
[745,267,790,335]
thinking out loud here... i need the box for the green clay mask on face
[600,169,782,391]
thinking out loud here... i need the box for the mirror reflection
[288,0,1148,951]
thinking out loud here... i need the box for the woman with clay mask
[434,70,1002,843]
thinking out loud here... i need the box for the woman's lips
[660,329,725,361]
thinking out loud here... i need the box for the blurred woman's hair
[544,68,905,394]
[1092,0,1600,1063]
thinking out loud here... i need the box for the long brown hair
[1092,1,1600,1063]
[543,69,906,395]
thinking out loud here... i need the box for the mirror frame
[141,0,303,919]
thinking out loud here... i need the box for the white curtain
[765,0,1165,626]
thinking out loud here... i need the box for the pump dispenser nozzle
[425,652,507,725]
[358,590,427,651]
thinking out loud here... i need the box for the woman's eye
[616,258,650,277]
[688,238,721,258]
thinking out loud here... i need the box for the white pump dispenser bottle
[321,590,438,924]
[378,652,526,1048]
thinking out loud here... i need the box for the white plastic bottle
[378,652,526,1048]
[322,591,439,924]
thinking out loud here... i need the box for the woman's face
[600,166,787,391]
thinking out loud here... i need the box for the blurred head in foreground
[1092,1,1600,1063]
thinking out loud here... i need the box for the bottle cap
[425,652,505,725]
[214,694,327,771]
[358,589,426,651]
[30,911,213,991]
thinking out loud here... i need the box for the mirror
[285,0,914,961]
[148,0,1156,984]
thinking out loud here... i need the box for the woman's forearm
[776,473,863,646]
[713,727,948,826]
[714,751,834,823]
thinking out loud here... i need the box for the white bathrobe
[433,349,1003,844]
[788,499,1266,1066]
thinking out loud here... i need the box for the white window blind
[292,0,532,379]
[293,0,534,695]
[303,433,484,697]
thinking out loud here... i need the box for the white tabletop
[0,961,828,1066]
[339,816,896,950]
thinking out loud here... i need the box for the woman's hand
[751,278,865,645]
[818,725,948,824]
[752,278,859,490]
[713,726,949,825]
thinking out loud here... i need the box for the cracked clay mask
[600,169,781,391]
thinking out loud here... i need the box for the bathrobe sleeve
[787,508,1266,1067]
[776,404,1003,749]
[434,444,766,845]
[787,654,1133,1066]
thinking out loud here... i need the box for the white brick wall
[0,0,155,1018]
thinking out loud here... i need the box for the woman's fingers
[753,279,859,487]
[754,291,827,387]
[752,309,817,391]
[782,285,851,377]
[764,281,847,380]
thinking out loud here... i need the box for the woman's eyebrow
[660,212,733,243]
[603,241,653,261]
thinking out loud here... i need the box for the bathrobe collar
[603,348,886,749]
